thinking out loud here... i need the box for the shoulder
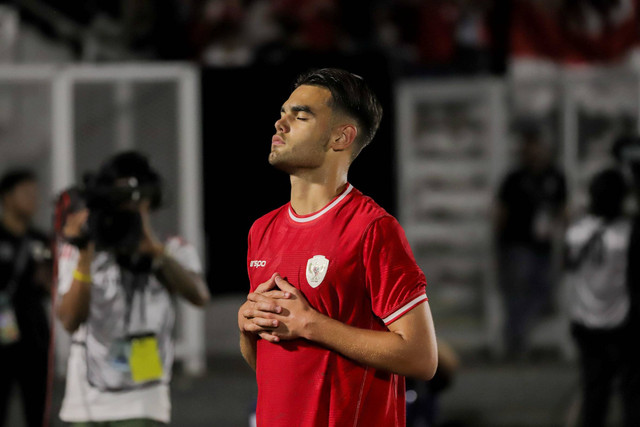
[566,215,599,242]
[164,235,196,252]
[502,168,523,183]
[163,235,203,273]
[57,241,79,261]
[611,217,633,235]
[498,169,523,194]
[344,188,398,234]
[249,204,288,234]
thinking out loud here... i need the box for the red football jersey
[247,184,428,427]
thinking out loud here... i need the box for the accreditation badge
[129,333,164,383]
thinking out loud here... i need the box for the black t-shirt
[497,166,567,252]
[0,223,51,350]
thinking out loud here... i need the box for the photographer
[54,151,210,427]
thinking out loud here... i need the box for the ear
[331,124,358,152]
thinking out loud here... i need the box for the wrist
[151,243,165,259]
[302,309,324,341]
[73,269,92,284]
[151,245,168,271]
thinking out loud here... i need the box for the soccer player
[238,68,438,426]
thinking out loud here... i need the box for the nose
[274,115,289,133]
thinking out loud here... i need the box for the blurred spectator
[406,339,460,427]
[190,0,254,66]
[54,151,210,426]
[0,169,52,427]
[565,168,639,427]
[373,0,493,75]
[272,0,341,52]
[493,125,567,360]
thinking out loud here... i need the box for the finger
[261,290,292,299]
[243,307,278,319]
[243,323,270,334]
[247,294,282,313]
[274,274,297,292]
[251,318,279,328]
[259,332,280,343]
[255,272,278,293]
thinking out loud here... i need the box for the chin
[268,154,294,174]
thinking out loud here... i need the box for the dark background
[201,51,396,294]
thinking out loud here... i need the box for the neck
[2,210,28,236]
[289,169,349,216]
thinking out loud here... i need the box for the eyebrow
[281,104,315,116]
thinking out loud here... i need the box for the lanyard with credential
[121,268,149,333]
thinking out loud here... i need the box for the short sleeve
[363,216,428,325]
[165,236,203,274]
[57,243,79,296]
[247,227,255,292]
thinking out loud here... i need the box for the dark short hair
[589,168,628,219]
[294,68,383,157]
[0,169,36,198]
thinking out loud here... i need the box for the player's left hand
[258,274,319,343]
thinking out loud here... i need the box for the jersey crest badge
[306,255,329,288]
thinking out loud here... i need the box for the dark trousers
[571,323,640,427]
[498,245,553,356]
[0,341,48,427]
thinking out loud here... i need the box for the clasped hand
[238,273,315,343]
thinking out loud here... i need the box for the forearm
[56,251,92,332]
[154,253,210,307]
[240,331,258,371]
[304,310,437,380]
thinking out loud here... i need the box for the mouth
[272,135,285,147]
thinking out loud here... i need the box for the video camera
[54,151,162,254]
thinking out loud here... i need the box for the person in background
[406,338,460,427]
[565,168,639,427]
[0,169,52,427]
[55,151,210,427]
[493,125,567,360]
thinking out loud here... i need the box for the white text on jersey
[250,260,266,268]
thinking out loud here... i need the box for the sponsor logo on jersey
[306,255,329,288]
[250,260,266,268]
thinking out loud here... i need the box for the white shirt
[565,215,631,329]
[56,236,202,423]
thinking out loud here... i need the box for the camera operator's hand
[62,208,89,240]
[138,200,164,258]
[137,199,210,307]
[57,208,94,333]
[62,208,94,251]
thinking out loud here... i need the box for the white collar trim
[288,184,353,223]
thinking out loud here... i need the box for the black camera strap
[119,258,152,333]
[566,220,611,271]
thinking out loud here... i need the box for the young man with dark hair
[238,68,438,426]
[0,169,52,427]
